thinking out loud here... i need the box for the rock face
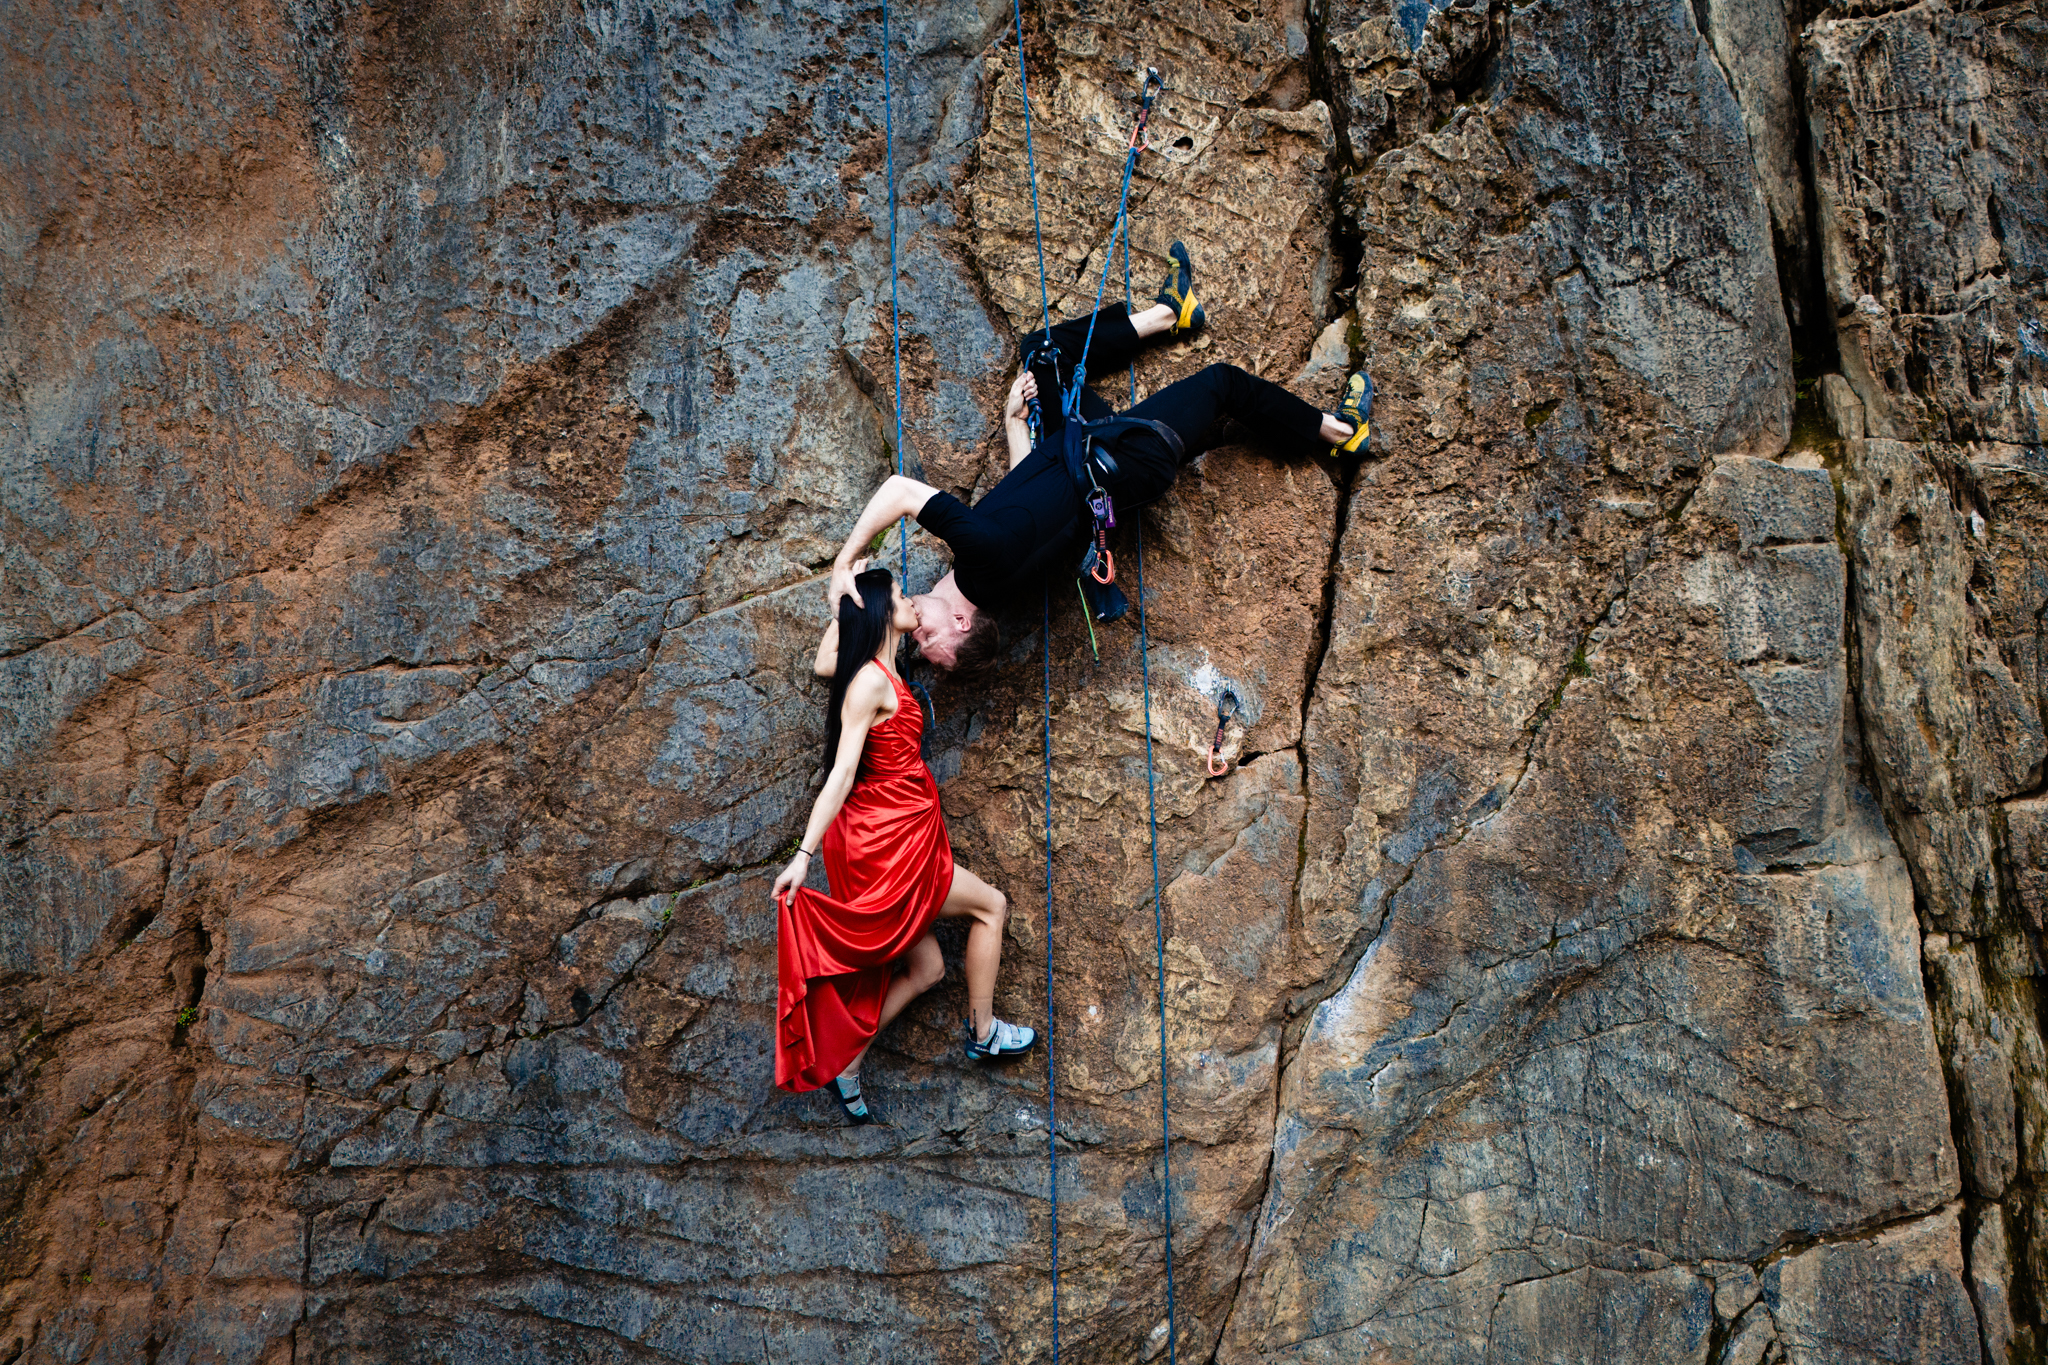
[0,0,2040,1362]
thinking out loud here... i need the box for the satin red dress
[776,662,954,1092]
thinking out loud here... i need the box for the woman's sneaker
[1334,371,1374,453]
[1155,241,1205,337]
[828,1073,874,1125]
[964,1017,1039,1062]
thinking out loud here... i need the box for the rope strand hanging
[879,1,937,735]
[879,0,909,585]
[1008,1,1064,1358]
[1123,179,1179,1365]
[1004,10,1179,1359]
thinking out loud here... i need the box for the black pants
[1023,307,1329,502]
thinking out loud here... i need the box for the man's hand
[1004,369,1039,425]
[827,556,869,615]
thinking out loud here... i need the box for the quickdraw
[1206,689,1242,778]
[1085,484,1116,584]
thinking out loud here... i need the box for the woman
[772,562,1037,1123]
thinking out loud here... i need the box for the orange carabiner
[1207,746,1229,778]
[1090,549,1115,585]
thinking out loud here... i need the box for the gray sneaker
[964,1017,1038,1062]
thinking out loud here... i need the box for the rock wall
[0,0,2041,1361]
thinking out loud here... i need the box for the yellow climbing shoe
[1334,371,1373,453]
[1155,240,1204,337]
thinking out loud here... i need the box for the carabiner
[1090,549,1115,585]
[1206,689,1242,779]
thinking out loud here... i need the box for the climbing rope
[1123,189,1179,1365]
[1066,69,1162,424]
[1010,1,1062,1356]
[879,0,910,585]
[1013,0,1055,352]
[1040,583,1060,1358]
[879,1,941,742]
[1005,10,1178,1355]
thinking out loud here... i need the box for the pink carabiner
[1207,745,1229,778]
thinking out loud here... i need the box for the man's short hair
[942,611,1004,676]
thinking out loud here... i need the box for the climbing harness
[1206,690,1242,778]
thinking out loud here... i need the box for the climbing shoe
[964,1017,1039,1063]
[829,1073,874,1125]
[1333,370,1374,453]
[1155,240,1205,337]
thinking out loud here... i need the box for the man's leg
[1127,362,1343,461]
[1021,298,1185,417]
[1024,306,1152,393]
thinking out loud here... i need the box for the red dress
[776,662,954,1092]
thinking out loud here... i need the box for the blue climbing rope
[1041,584,1060,1360]
[1124,197,1179,1365]
[1013,0,1054,349]
[1009,18,1175,1359]
[879,0,910,584]
[880,0,939,746]
[1132,537,1178,1363]
[1067,69,1160,422]
[1011,3,1060,1357]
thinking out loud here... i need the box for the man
[827,244,1374,669]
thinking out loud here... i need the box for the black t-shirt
[916,447,1086,610]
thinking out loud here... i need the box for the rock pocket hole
[168,925,210,1049]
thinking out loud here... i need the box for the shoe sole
[1162,242,1199,335]
[1335,374,1374,453]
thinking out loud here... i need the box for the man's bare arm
[1003,369,1037,469]
[828,474,937,609]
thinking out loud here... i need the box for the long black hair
[823,567,897,770]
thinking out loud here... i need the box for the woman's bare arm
[770,667,898,904]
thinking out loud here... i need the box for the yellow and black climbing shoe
[1334,370,1374,454]
[1155,240,1204,337]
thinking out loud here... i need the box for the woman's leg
[839,933,944,1079]
[936,864,1009,1041]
